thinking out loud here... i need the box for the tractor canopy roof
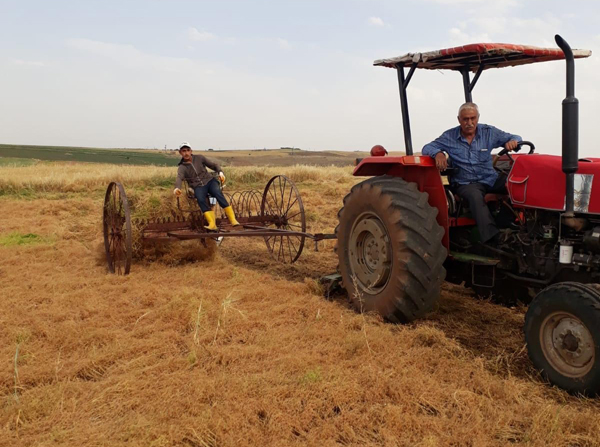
[374,43,592,72]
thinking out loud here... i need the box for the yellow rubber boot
[203,210,218,231]
[224,206,241,227]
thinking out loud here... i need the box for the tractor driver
[173,142,240,230]
[422,103,521,244]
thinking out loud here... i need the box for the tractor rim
[540,311,595,378]
[349,212,391,295]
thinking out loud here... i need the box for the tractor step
[449,251,500,266]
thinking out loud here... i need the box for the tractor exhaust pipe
[555,34,579,216]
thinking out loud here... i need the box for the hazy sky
[1,0,599,155]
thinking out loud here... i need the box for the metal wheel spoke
[286,210,302,221]
[279,177,286,216]
[283,197,298,217]
[286,237,293,261]
[267,188,279,214]
[278,235,285,261]
[287,236,298,256]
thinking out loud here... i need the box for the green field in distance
[0,144,179,166]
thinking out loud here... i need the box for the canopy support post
[396,63,417,156]
[461,64,484,103]
[461,68,472,102]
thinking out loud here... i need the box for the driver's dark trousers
[455,174,507,243]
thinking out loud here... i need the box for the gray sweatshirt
[175,154,222,189]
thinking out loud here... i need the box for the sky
[1,0,599,155]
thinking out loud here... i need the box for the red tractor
[336,35,600,394]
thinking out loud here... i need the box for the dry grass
[1,162,600,446]
[0,162,355,195]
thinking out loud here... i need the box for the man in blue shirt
[422,102,521,243]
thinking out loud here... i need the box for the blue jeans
[194,178,229,212]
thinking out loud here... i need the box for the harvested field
[0,145,372,168]
[1,162,600,446]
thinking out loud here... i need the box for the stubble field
[1,159,600,446]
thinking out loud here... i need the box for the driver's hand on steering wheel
[434,152,447,171]
[504,140,519,151]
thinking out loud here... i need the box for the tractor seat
[484,193,507,203]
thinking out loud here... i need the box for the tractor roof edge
[374,43,592,72]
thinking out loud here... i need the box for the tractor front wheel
[525,282,600,395]
[336,176,447,323]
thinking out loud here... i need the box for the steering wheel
[495,140,535,162]
[493,141,535,174]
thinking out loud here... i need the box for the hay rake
[103,175,334,275]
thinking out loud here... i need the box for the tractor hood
[508,155,600,214]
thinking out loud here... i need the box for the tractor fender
[353,155,449,249]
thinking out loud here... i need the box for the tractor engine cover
[507,154,600,214]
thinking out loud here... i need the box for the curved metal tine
[240,190,251,217]
[231,191,242,215]
[247,191,257,217]
[237,191,246,215]
[244,190,256,217]
[249,191,261,216]
[237,191,245,217]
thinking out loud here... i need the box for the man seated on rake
[173,142,241,230]
[422,102,521,244]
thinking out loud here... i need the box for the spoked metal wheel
[103,182,132,275]
[260,175,306,263]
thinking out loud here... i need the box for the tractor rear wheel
[336,176,447,323]
[525,282,600,395]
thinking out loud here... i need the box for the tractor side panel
[354,156,449,249]
[508,154,600,213]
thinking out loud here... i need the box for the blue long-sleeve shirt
[422,124,521,187]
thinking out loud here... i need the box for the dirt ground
[1,167,600,446]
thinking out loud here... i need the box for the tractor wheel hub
[541,312,595,378]
[349,213,391,294]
